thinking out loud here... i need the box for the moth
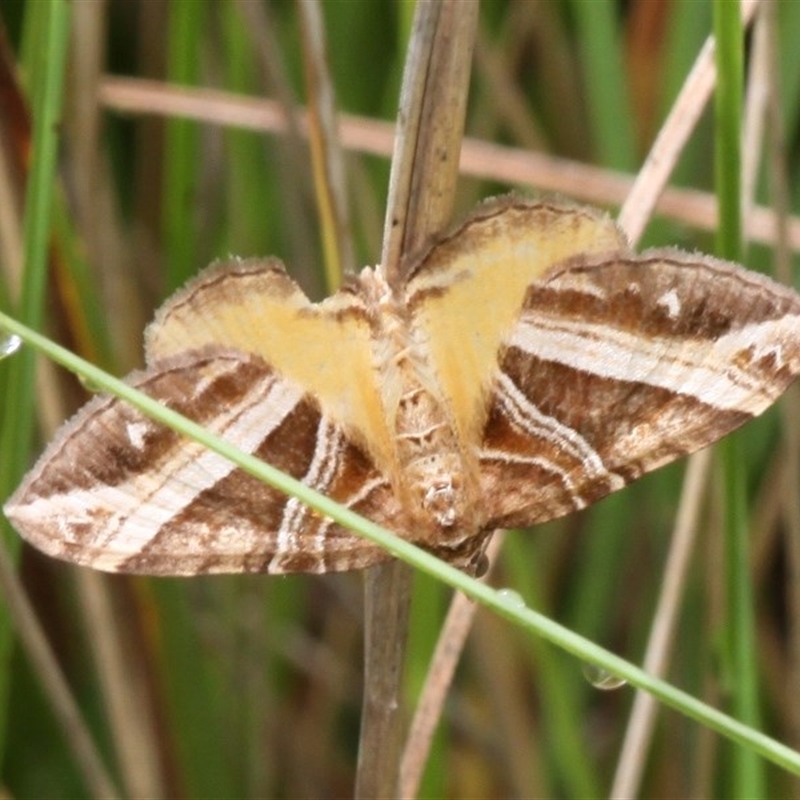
[5,196,800,575]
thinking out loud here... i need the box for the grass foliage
[2,1,800,797]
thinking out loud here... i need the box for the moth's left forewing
[4,349,401,575]
[145,258,392,469]
[479,250,800,530]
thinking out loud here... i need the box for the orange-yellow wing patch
[145,259,391,467]
[405,197,630,445]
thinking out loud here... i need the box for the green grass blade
[568,0,636,170]
[713,0,743,259]
[163,0,206,293]
[0,0,71,765]
[714,1,764,795]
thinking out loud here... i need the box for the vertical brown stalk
[354,3,478,798]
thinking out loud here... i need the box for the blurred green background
[1,1,800,797]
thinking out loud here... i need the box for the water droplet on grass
[583,664,627,691]
[497,588,526,610]
[0,333,22,359]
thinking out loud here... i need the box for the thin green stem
[0,0,71,766]
[714,1,764,795]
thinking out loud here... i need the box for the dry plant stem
[234,0,305,139]
[358,562,414,799]
[298,0,355,284]
[609,449,713,799]
[75,573,165,799]
[379,1,477,279]
[68,1,104,255]
[617,0,759,243]
[472,25,546,151]
[0,27,29,290]
[742,11,770,229]
[456,138,800,250]
[398,533,505,800]
[99,75,800,254]
[0,547,121,800]
[355,3,477,798]
[0,141,22,281]
[68,1,144,367]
